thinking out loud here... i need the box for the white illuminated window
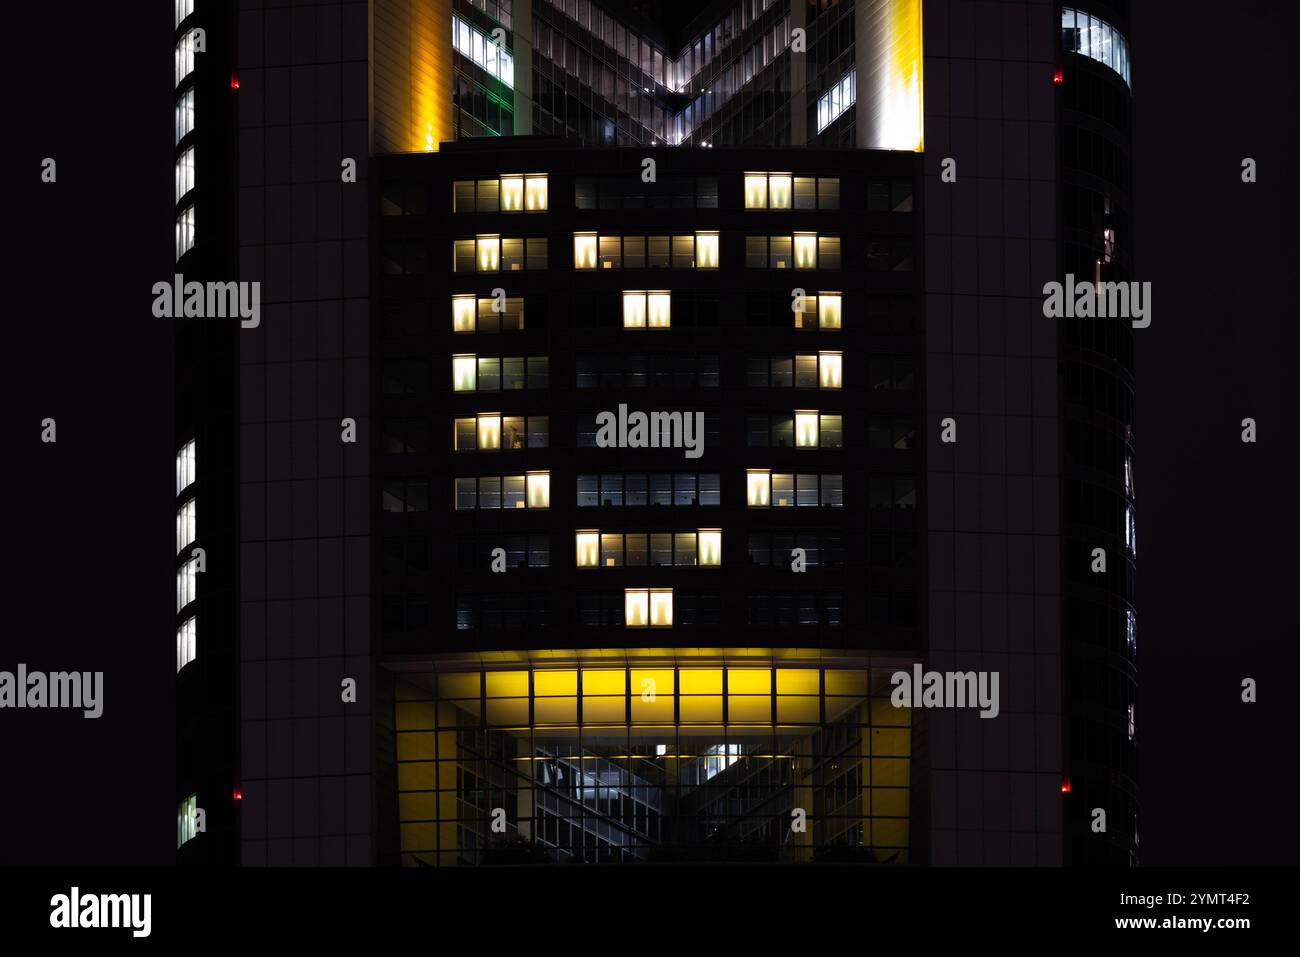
[452,15,515,87]
[795,411,819,448]
[574,233,598,270]
[818,352,843,389]
[816,68,856,133]
[747,470,771,507]
[453,355,477,392]
[768,174,792,209]
[1126,608,1137,653]
[175,0,194,28]
[176,439,197,495]
[175,147,195,204]
[176,499,197,553]
[698,530,722,566]
[625,589,649,627]
[476,235,500,271]
[1125,505,1137,555]
[819,292,842,329]
[623,291,646,328]
[1127,703,1136,740]
[744,173,768,209]
[793,233,817,269]
[177,617,197,673]
[177,794,198,848]
[177,559,199,612]
[476,414,502,450]
[696,232,719,269]
[453,295,476,332]
[175,32,196,87]
[176,205,196,260]
[650,589,673,626]
[500,176,524,211]
[647,293,671,328]
[175,89,195,144]
[526,472,551,509]
[524,175,548,211]
[576,532,600,567]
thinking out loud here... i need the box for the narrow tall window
[175,32,196,87]
[176,439,197,495]
[696,232,719,269]
[175,0,194,28]
[177,559,199,612]
[818,292,842,329]
[175,89,195,144]
[175,147,195,203]
[177,794,198,848]
[176,205,196,260]
[176,499,197,553]
[177,617,197,672]
[574,233,598,270]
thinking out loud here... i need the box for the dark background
[1,1,1294,866]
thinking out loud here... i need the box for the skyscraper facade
[173,0,1136,867]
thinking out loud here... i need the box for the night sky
[1,2,1295,866]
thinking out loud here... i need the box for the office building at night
[172,0,1137,866]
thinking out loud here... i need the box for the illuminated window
[744,173,768,209]
[1061,8,1131,87]
[476,415,501,450]
[1127,608,1137,653]
[175,205,195,260]
[453,295,476,332]
[176,499,197,553]
[623,291,671,329]
[576,532,600,568]
[1125,504,1137,555]
[1127,703,1136,740]
[625,588,673,627]
[177,617,197,673]
[819,292,842,329]
[177,794,197,848]
[768,174,792,209]
[175,147,196,204]
[499,176,523,211]
[175,0,194,28]
[476,235,500,271]
[452,15,515,87]
[745,172,799,209]
[698,530,722,566]
[175,32,196,87]
[524,175,548,211]
[176,439,197,495]
[795,411,819,448]
[574,233,598,270]
[177,559,198,612]
[747,470,771,507]
[175,89,195,144]
[794,233,817,269]
[816,67,856,133]
[1125,456,1135,497]
[452,355,477,392]
[696,232,719,269]
[527,472,551,509]
[818,352,843,389]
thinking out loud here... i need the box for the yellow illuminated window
[476,235,500,271]
[452,355,477,392]
[576,532,599,567]
[795,411,819,448]
[574,233,597,270]
[698,529,721,566]
[624,589,649,627]
[747,470,770,507]
[650,589,673,626]
[526,472,550,508]
[819,292,842,329]
[768,174,792,209]
[647,292,671,328]
[744,173,768,209]
[772,473,794,507]
[622,291,646,328]
[625,588,672,627]
[819,352,843,389]
[793,233,817,269]
[452,295,476,332]
[695,232,719,269]
[477,414,501,450]
[525,174,548,211]
[499,176,524,211]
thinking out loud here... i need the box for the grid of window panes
[394,665,911,865]
[817,68,856,133]
[1061,8,1131,87]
